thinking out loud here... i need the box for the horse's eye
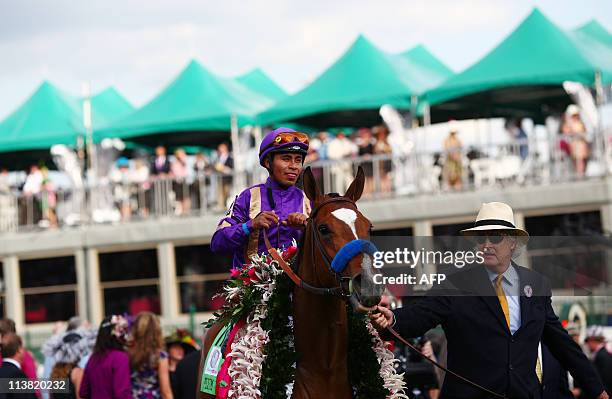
[318,224,331,235]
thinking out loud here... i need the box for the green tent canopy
[258,35,439,128]
[425,8,612,123]
[399,44,454,81]
[88,87,135,129]
[0,82,134,154]
[236,68,287,102]
[0,81,84,153]
[96,60,274,145]
[574,20,612,48]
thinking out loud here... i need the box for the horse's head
[302,166,383,312]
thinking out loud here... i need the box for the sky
[0,0,611,119]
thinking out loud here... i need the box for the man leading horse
[370,202,608,399]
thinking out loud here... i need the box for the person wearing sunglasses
[211,127,312,270]
[370,202,607,399]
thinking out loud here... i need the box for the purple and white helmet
[259,127,309,167]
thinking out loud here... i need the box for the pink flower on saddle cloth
[216,319,246,399]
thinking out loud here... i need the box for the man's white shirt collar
[3,358,21,369]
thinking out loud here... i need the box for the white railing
[1,138,610,232]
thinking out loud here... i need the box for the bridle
[263,196,358,298]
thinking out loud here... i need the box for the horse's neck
[292,234,348,374]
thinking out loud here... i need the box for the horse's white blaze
[331,208,358,239]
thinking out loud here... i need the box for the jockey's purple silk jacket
[211,177,311,269]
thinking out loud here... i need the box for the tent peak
[353,34,375,45]
[527,7,544,18]
[575,19,612,38]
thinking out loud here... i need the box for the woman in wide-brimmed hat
[41,328,97,399]
[164,328,200,389]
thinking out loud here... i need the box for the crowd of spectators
[0,106,598,228]
[1,302,610,399]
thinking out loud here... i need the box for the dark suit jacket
[171,350,201,399]
[390,264,604,399]
[593,346,612,394]
[151,157,171,175]
[541,343,573,399]
[0,361,36,399]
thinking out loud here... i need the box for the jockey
[211,127,311,269]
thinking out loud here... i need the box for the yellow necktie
[536,355,543,383]
[495,275,510,329]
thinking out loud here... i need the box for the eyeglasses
[473,233,508,245]
[266,132,309,150]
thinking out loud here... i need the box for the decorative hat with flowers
[101,314,130,343]
[205,241,407,399]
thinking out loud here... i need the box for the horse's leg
[197,322,224,399]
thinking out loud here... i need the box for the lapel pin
[524,285,533,298]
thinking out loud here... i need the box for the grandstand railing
[1,138,609,232]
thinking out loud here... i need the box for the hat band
[473,219,516,228]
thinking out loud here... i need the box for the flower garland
[207,244,407,399]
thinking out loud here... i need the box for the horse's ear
[302,166,322,203]
[345,166,365,202]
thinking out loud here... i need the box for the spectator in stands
[585,326,612,394]
[327,131,357,193]
[0,318,38,382]
[355,128,375,195]
[505,118,529,161]
[40,167,57,228]
[171,148,191,215]
[193,152,211,179]
[442,125,463,190]
[151,146,171,176]
[80,315,132,399]
[305,142,323,188]
[150,146,172,216]
[23,165,43,196]
[110,157,132,221]
[0,169,10,193]
[192,152,211,211]
[561,105,589,178]
[131,159,151,218]
[21,165,43,225]
[213,142,233,211]
[128,312,172,399]
[374,125,393,194]
[310,131,330,160]
[0,333,36,399]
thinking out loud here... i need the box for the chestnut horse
[198,166,382,399]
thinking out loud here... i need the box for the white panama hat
[460,202,529,244]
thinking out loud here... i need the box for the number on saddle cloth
[201,324,231,395]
